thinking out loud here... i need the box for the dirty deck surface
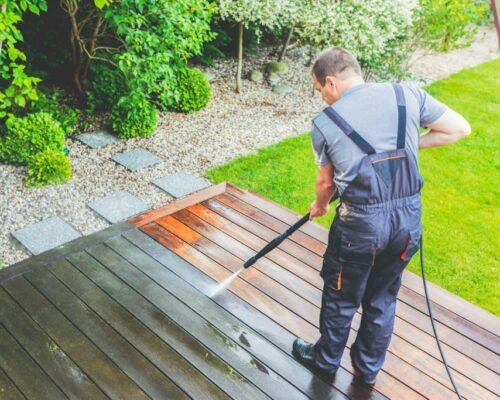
[1,182,499,400]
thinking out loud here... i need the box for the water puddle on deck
[209,267,244,298]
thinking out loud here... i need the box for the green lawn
[206,58,500,316]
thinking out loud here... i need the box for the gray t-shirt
[311,82,447,195]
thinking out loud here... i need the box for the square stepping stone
[76,129,120,149]
[153,171,211,198]
[88,191,150,223]
[112,148,163,171]
[11,217,82,255]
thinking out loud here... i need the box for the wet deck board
[0,182,498,399]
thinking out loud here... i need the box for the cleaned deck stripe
[189,202,323,285]
[216,193,326,256]
[162,212,321,312]
[226,184,329,243]
[127,182,227,227]
[205,197,324,269]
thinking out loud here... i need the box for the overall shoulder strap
[392,83,407,150]
[323,107,376,155]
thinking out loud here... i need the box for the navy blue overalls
[312,84,423,383]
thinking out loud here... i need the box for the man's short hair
[312,47,362,85]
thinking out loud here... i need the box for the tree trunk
[278,24,294,62]
[236,21,243,93]
[492,0,500,49]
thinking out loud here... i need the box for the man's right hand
[309,200,329,221]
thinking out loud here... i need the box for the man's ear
[324,75,336,88]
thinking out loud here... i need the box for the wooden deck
[1,182,499,399]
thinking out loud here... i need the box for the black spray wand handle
[243,192,339,268]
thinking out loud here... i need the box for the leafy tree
[103,0,215,107]
[217,0,296,92]
[0,0,48,119]
[58,0,114,101]
[296,0,417,81]
[410,0,489,54]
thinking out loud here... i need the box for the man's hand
[420,108,471,149]
[309,200,329,220]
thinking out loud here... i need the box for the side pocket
[322,252,343,290]
[401,229,422,262]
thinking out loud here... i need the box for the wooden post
[492,0,500,49]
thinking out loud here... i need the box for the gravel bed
[1,28,498,268]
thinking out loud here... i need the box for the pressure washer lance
[243,192,339,269]
[243,196,463,400]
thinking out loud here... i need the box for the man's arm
[419,108,471,149]
[309,163,336,220]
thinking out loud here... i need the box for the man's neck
[338,76,365,97]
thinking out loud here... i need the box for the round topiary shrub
[89,63,129,111]
[171,68,211,113]
[25,149,72,187]
[110,92,158,139]
[2,112,66,165]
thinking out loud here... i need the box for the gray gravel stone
[76,129,120,149]
[267,61,288,75]
[272,84,293,95]
[250,70,264,83]
[88,191,150,223]
[204,71,216,82]
[11,216,81,255]
[153,171,211,198]
[267,72,280,86]
[111,148,163,171]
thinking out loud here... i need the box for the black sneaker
[292,338,315,365]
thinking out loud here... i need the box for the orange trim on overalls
[401,239,411,261]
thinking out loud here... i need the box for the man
[291,47,471,387]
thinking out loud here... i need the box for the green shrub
[89,63,129,111]
[1,112,65,165]
[29,89,80,135]
[110,92,158,139]
[170,68,211,113]
[25,149,72,187]
[104,0,215,101]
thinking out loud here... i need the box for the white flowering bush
[217,0,299,91]
[296,0,418,80]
